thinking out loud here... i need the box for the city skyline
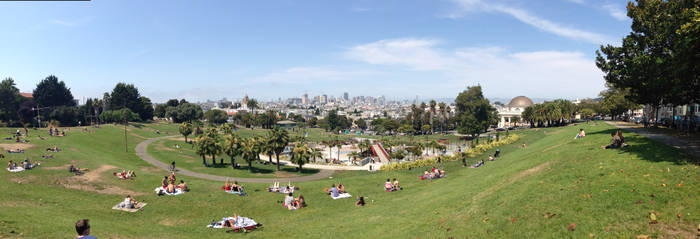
[1,0,631,102]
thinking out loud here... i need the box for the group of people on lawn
[420,167,445,180]
[114,170,136,180]
[7,159,39,170]
[161,172,188,193]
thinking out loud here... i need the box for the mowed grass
[0,122,698,238]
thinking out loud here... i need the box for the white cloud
[344,38,604,99]
[603,4,628,21]
[446,0,612,44]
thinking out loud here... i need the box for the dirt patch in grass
[0,201,37,207]
[10,175,36,184]
[185,160,195,163]
[542,142,566,153]
[652,223,698,239]
[472,160,556,204]
[54,165,145,196]
[275,171,299,177]
[0,143,34,151]
[156,146,177,152]
[158,218,189,227]
[69,147,80,152]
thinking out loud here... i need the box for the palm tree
[179,122,193,143]
[347,151,361,165]
[262,135,276,164]
[223,134,241,169]
[221,123,233,135]
[429,100,437,133]
[194,136,209,166]
[205,128,222,165]
[310,147,323,163]
[336,142,342,162]
[291,144,312,172]
[270,127,290,171]
[239,137,261,172]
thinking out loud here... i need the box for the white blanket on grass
[207,216,257,229]
[331,193,352,200]
[154,187,183,196]
[6,167,24,173]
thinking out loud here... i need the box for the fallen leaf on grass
[604,189,610,192]
[482,218,489,223]
[589,232,595,238]
[649,212,658,224]
[605,227,611,232]
[568,223,576,231]
[662,183,667,187]
[676,213,681,219]
[512,218,517,223]
[636,200,643,205]
[650,194,655,197]
[643,174,650,177]
[637,235,650,239]
[544,212,557,218]
[446,227,450,232]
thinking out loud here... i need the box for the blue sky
[0,0,631,103]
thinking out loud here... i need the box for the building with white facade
[494,96,534,128]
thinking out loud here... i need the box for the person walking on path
[170,161,176,172]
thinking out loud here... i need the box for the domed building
[494,96,534,128]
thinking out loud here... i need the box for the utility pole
[31,106,50,128]
[124,108,128,152]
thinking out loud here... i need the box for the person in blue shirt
[75,219,97,239]
[329,184,339,197]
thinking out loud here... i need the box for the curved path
[135,136,334,183]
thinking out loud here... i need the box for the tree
[429,100,437,132]
[33,75,75,107]
[154,104,167,118]
[221,123,234,135]
[179,122,193,143]
[421,124,431,135]
[455,85,497,143]
[166,103,203,123]
[50,106,79,126]
[310,147,323,163]
[600,85,639,120]
[355,118,367,130]
[398,124,415,135]
[596,0,699,125]
[108,83,149,120]
[166,99,180,107]
[262,134,276,164]
[239,137,259,172]
[291,144,312,172]
[205,109,228,125]
[205,128,222,165]
[223,134,241,169]
[0,78,21,123]
[247,99,259,113]
[194,135,209,166]
[270,127,290,171]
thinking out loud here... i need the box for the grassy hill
[0,122,697,238]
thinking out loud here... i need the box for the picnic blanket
[225,190,247,196]
[112,202,147,213]
[331,193,352,200]
[268,187,294,194]
[207,216,261,232]
[154,187,184,196]
[7,150,24,153]
[6,167,24,173]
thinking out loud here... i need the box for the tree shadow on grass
[592,128,698,165]
[280,167,320,174]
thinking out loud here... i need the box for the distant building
[343,92,349,101]
[494,96,533,128]
[302,93,309,105]
[320,94,327,104]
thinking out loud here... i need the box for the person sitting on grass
[232,181,243,192]
[41,154,53,159]
[602,132,622,149]
[23,159,38,169]
[69,165,88,174]
[223,178,232,191]
[75,219,97,239]
[488,156,495,161]
[493,149,500,158]
[384,179,394,191]
[325,184,340,197]
[337,182,346,194]
[293,194,306,208]
[617,130,628,147]
[120,195,137,209]
[393,178,401,190]
[8,160,14,170]
[575,128,586,139]
[168,172,177,185]
[162,176,169,188]
[355,196,365,207]
[166,182,176,194]
[178,180,189,192]
[282,186,293,194]
[284,192,296,210]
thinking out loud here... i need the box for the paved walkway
[135,136,335,183]
[606,121,700,159]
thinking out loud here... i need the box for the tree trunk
[230,156,236,169]
[219,155,223,165]
[248,161,253,172]
[185,136,188,143]
[202,155,207,166]
[275,153,281,171]
[212,154,217,166]
[269,154,273,164]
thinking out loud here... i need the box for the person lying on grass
[267,181,280,192]
[8,148,24,153]
[178,180,189,192]
[69,165,89,174]
[41,154,53,159]
[574,128,586,139]
[114,170,135,179]
[284,192,296,210]
[470,160,485,168]
[222,214,239,228]
[119,195,138,209]
[46,146,61,152]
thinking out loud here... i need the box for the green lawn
[148,138,320,178]
[1,122,698,238]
